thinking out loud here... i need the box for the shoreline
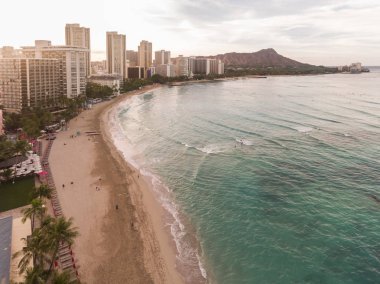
[49,84,185,283]
[100,86,188,284]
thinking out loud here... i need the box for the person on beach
[116,205,118,210]
[62,184,65,188]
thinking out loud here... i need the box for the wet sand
[49,84,184,284]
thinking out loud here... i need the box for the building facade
[126,50,138,67]
[106,32,126,78]
[65,24,91,76]
[127,67,145,79]
[22,41,88,98]
[138,40,152,70]
[88,74,122,95]
[0,46,21,58]
[174,55,190,77]
[0,58,60,112]
[156,64,176,77]
[0,110,3,135]
[190,58,224,75]
[154,50,171,66]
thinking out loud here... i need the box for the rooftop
[0,216,12,284]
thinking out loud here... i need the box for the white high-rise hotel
[65,24,91,76]
[22,40,88,99]
[106,32,126,78]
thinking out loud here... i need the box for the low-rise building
[88,74,122,95]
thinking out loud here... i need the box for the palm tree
[22,198,46,232]
[51,270,77,284]
[32,184,53,200]
[23,266,45,284]
[13,230,48,274]
[1,168,13,182]
[46,217,79,275]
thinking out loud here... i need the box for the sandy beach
[49,84,185,284]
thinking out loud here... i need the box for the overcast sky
[1,0,379,65]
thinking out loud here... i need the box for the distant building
[156,64,176,77]
[65,23,91,76]
[127,67,145,79]
[91,60,107,74]
[22,40,87,98]
[126,50,138,67]
[147,67,156,78]
[173,55,191,77]
[154,50,171,66]
[0,46,21,58]
[0,58,60,112]
[88,74,122,95]
[190,58,224,75]
[138,40,152,76]
[106,32,126,78]
[349,62,362,73]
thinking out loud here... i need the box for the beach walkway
[40,139,80,281]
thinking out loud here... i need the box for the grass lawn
[0,176,35,212]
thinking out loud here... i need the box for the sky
[1,0,379,65]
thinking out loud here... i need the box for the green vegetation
[86,82,114,99]
[3,96,86,138]
[0,137,31,162]
[14,185,79,283]
[122,78,154,92]
[0,177,35,212]
[224,65,339,76]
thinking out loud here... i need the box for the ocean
[109,69,380,284]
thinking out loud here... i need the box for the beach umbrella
[38,171,48,176]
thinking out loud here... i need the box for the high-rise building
[138,40,152,70]
[154,50,170,66]
[174,55,190,77]
[126,50,138,67]
[156,64,175,77]
[0,46,21,58]
[106,32,126,78]
[127,67,145,79]
[190,58,224,75]
[210,59,224,75]
[0,58,60,113]
[22,40,88,98]
[65,24,91,76]
[0,109,3,135]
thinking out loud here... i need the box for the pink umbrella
[38,171,48,176]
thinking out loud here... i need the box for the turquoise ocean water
[109,70,380,283]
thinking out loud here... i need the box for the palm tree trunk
[31,215,35,232]
[47,245,59,277]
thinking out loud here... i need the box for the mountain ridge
[205,48,312,68]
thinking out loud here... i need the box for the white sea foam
[107,99,207,282]
[196,144,228,154]
[293,126,313,133]
[235,138,254,146]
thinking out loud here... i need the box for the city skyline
[0,0,380,65]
